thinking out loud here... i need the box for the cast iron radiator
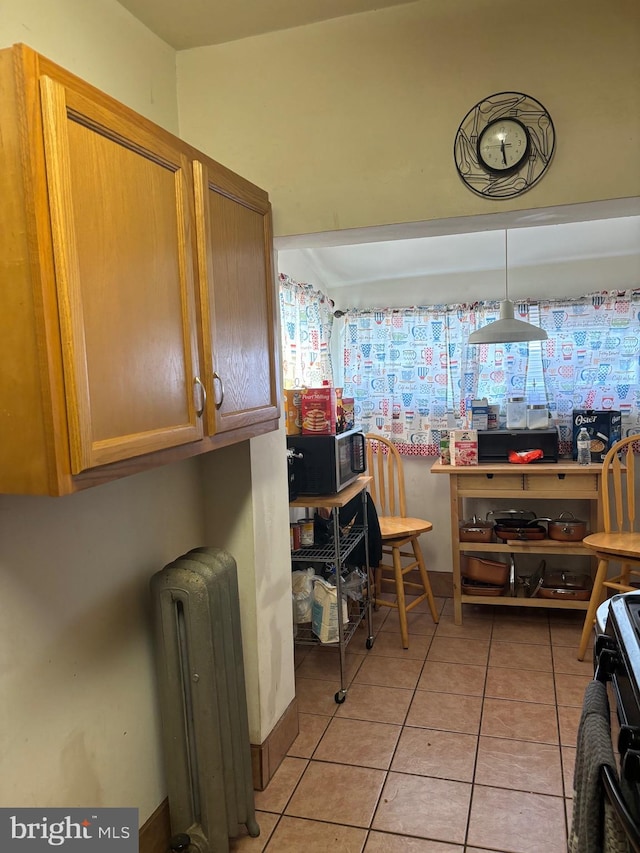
[150,547,259,853]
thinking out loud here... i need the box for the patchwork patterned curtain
[342,290,640,456]
[279,274,334,388]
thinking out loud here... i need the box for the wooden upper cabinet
[0,45,280,495]
[193,158,280,435]
[39,76,203,474]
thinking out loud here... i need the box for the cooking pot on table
[545,511,588,542]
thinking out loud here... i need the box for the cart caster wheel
[335,691,346,704]
[366,637,374,650]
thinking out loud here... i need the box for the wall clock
[454,92,555,199]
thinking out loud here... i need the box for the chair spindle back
[601,434,639,534]
[365,434,407,519]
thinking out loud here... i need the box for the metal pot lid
[525,560,547,598]
[487,508,537,521]
[549,511,587,526]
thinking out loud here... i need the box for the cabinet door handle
[194,376,206,417]
[213,372,225,409]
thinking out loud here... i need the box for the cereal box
[301,387,337,435]
[283,389,302,435]
[439,431,451,465]
[450,429,479,466]
[342,398,355,431]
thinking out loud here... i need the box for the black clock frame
[454,91,555,199]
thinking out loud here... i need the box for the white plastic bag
[291,567,315,624]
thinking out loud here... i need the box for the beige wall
[201,434,294,744]
[0,0,294,827]
[3,0,179,132]
[177,0,640,237]
[176,0,639,583]
[0,458,205,813]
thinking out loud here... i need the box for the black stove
[594,593,640,847]
[598,595,640,744]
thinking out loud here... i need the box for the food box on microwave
[450,429,479,466]
[301,387,337,435]
[283,389,302,435]
[571,410,621,462]
[342,398,355,431]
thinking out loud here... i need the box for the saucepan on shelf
[545,511,588,542]
[523,560,593,600]
[487,509,588,542]
[459,516,494,542]
[486,509,547,541]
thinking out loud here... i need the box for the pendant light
[468,231,548,345]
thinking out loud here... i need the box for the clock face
[477,118,530,174]
[454,92,555,199]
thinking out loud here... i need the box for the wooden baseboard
[251,697,299,791]
[139,798,170,853]
[139,698,299,851]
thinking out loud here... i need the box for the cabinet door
[193,159,280,435]
[39,76,204,473]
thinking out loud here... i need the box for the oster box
[301,387,337,435]
[572,410,622,462]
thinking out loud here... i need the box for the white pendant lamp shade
[468,299,548,344]
[468,231,548,346]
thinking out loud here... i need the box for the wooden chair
[365,433,439,648]
[578,433,640,660]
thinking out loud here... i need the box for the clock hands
[500,140,508,166]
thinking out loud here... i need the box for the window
[341,292,640,455]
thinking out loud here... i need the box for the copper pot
[546,512,588,542]
[459,516,494,542]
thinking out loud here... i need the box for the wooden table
[431,461,603,624]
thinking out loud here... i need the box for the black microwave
[286,428,366,496]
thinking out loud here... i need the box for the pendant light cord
[505,229,509,302]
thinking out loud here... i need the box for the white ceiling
[276,200,640,310]
[116,0,411,49]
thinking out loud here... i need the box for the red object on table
[508,448,544,464]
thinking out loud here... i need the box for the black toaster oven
[477,428,559,463]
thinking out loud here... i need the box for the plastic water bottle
[577,428,591,465]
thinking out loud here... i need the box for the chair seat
[583,531,640,560]
[379,516,433,539]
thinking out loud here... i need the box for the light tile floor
[232,578,596,853]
